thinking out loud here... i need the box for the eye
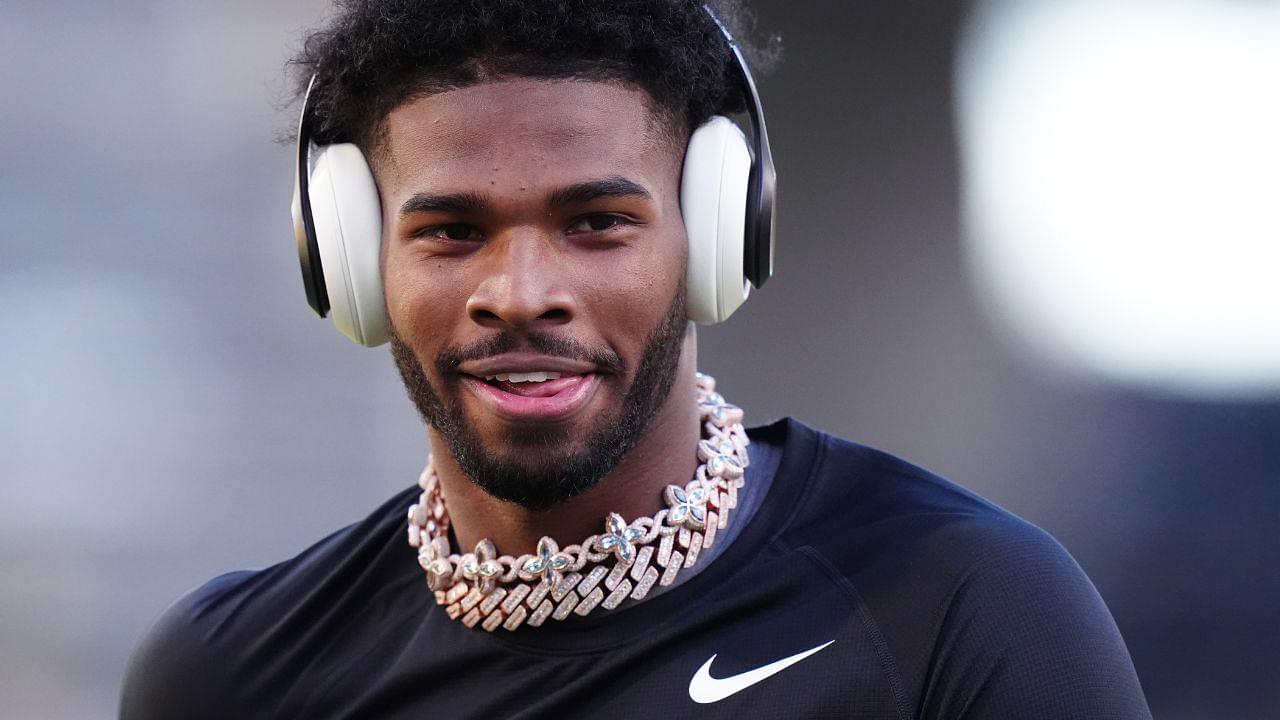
[414,223,482,242]
[567,213,633,234]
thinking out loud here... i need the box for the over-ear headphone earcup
[305,143,390,347]
[681,116,753,325]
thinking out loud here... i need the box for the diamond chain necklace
[406,372,749,632]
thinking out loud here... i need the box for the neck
[430,336,702,556]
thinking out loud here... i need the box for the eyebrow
[397,176,652,219]
[398,191,489,218]
[547,176,653,207]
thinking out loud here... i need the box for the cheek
[584,242,684,345]
[383,253,465,345]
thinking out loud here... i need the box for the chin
[472,414,594,454]
[444,390,647,510]
[448,431,619,511]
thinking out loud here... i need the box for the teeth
[481,371,565,383]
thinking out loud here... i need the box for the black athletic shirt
[121,419,1152,719]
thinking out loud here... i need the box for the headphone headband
[704,4,776,288]
[295,75,330,318]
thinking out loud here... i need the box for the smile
[460,369,602,422]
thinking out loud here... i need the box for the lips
[485,374,587,398]
[455,350,610,422]
[462,372,601,422]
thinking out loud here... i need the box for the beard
[390,284,688,511]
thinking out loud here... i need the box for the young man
[121,1,1152,717]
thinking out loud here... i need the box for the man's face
[377,78,690,510]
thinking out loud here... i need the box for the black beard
[390,285,688,511]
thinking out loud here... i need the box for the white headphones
[291,5,774,347]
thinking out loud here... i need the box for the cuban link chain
[405,372,749,631]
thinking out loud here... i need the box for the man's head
[291,0,768,510]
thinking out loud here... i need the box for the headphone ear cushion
[306,143,389,347]
[681,116,753,325]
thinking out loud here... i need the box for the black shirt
[121,419,1152,719]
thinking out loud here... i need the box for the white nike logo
[688,640,835,704]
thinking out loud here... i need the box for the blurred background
[3,0,1278,717]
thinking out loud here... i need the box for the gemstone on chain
[595,513,645,564]
[664,484,708,530]
[461,539,503,595]
[422,555,454,592]
[523,536,572,586]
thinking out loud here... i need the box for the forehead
[375,78,676,187]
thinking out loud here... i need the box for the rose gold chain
[406,372,749,631]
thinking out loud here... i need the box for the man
[121,1,1152,717]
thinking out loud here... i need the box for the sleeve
[918,521,1153,720]
[118,573,252,720]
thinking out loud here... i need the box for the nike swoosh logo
[688,640,835,704]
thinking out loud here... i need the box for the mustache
[434,331,625,377]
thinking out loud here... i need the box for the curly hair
[288,0,776,155]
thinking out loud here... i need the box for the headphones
[291,5,775,347]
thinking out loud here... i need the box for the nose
[466,231,575,330]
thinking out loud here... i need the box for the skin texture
[377,78,702,555]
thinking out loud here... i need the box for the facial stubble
[390,284,689,511]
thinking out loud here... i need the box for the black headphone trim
[704,4,776,289]
[296,75,331,318]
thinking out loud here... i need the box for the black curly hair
[289,0,775,156]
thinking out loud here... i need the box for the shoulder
[775,421,1044,573]
[119,570,260,719]
[772,421,1150,718]
[120,485,421,719]
[779,420,1106,626]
